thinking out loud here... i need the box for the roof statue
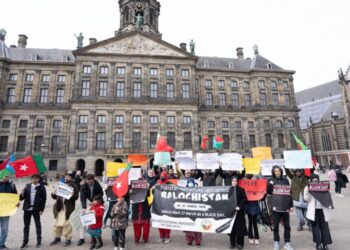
[253,44,259,55]
[135,13,144,31]
[0,29,6,41]
[190,39,195,54]
[74,32,84,49]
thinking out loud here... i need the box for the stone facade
[0,0,300,175]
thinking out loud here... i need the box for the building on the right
[296,78,350,168]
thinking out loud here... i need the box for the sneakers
[296,226,303,231]
[254,239,260,245]
[283,242,294,250]
[338,194,344,198]
[164,239,171,244]
[64,240,71,247]
[249,239,254,244]
[157,238,165,243]
[273,241,280,250]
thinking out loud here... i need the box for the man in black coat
[77,174,103,246]
[19,174,47,249]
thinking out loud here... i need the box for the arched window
[95,159,104,176]
[321,129,332,151]
[278,133,285,148]
[124,7,130,22]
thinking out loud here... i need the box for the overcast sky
[1,0,349,91]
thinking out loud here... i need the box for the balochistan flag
[112,162,132,198]
[213,136,224,149]
[9,156,39,178]
[292,132,307,150]
[32,153,47,173]
[200,135,209,150]
[0,154,16,178]
[0,156,10,171]
[155,136,173,152]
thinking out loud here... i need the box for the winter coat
[52,181,79,220]
[20,183,46,212]
[304,186,332,222]
[0,180,17,194]
[231,186,248,237]
[286,169,309,201]
[88,203,105,230]
[110,200,128,230]
[80,181,104,209]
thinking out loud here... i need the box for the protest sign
[196,153,219,170]
[252,147,272,160]
[272,185,292,212]
[106,162,127,177]
[177,157,197,170]
[130,180,149,204]
[105,186,117,201]
[151,185,236,233]
[309,181,330,192]
[175,151,193,159]
[239,179,267,201]
[284,150,313,169]
[261,159,285,176]
[242,158,261,175]
[219,153,243,171]
[56,183,74,200]
[0,193,19,216]
[118,167,141,184]
[128,154,148,166]
[80,212,96,226]
[154,152,171,166]
[308,181,334,209]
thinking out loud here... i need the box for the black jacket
[0,181,17,194]
[80,181,104,209]
[20,183,47,212]
[132,200,151,220]
[232,186,248,236]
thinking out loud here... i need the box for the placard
[219,153,243,171]
[283,150,313,169]
[272,185,292,212]
[261,159,285,176]
[0,193,19,216]
[56,183,74,200]
[130,180,149,204]
[80,212,96,226]
[154,152,171,166]
[239,179,267,201]
[252,147,272,160]
[196,153,219,170]
[175,151,193,159]
[242,158,261,175]
[128,154,148,166]
[309,181,330,192]
[176,157,197,170]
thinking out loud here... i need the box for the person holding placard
[87,195,105,249]
[50,174,79,247]
[110,195,128,250]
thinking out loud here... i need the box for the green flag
[33,153,47,173]
[0,168,11,179]
[292,132,307,150]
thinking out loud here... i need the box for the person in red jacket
[87,195,105,250]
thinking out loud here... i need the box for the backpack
[328,170,336,182]
[258,199,273,231]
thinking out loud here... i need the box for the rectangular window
[114,132,124,149]
[23,88,32,103]
[205,80,212,88]
[39,88,49,103]
[218,80,225,88]
[219,93,226,106]
[243,81,250,90]
[48,160,58,171]
[97,115,106,124]
[2,120,11,128]
[115,115,124,124]
[223,134,230,149]
[53,120,62,128]
[182,84,190,98]
[83,66,92,74]
[132,115,141,124]
[117,67,125,75]
[6,88,16,103]
[58,75,66,83]
[0,136,8,152]
[25,74,34,82]
[183,116,191,124]
[231,80,238,88]
[166,68,174,76]
[272,93,279,105]
[249,135,256,148]
[183,132,192,149]
[150,83,158,98]
[150,132,158,149]
[245,94,251,107]
[100,66,109,75]
[181,69,189,77]
[56,89,65,103]
[16,136,26,152]
[36,120,45,128]
[260,93,267,106]
[248,121,254,129]
[283,81,289,89]
[82,81,90,97]
[167,132,176,148]
[51,136,60,152]
[234,121,242,129]
[278,133,285,148]
[284,94,290,106]
[271,80,277,89]
[9,74,17,81]
[77,132,87,150]
[79,115,88,124]
[265,134,272,147]
[116,82,125,97]
[232,93,239,107]
[150,68,158,76]
[264,120,270,128]
[133,67,142,76]
[132,132,141,149]
[222,121,229,128]
[96,132,105,149]
[150,116,158,124]
[133,82,141,97]
[258,80,265,88]
[236,135,244,149]
[99,81,108,97]
[208,121,215,128]
[19,120,28,128]
[166,83,174,98]
[42,74,50,82]
[34,136,43,152]
[288,120,295,128]
[167,116,175,124]
[206,92,213,106]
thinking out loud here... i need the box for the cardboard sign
[106,162,127,177]
[309,181,330,192]
[272,185,292,212]
[0,193,19,216]
[261,159,285,176]
[239,179,267,201]
[56,183,74,200]
[154,152,172,166]
[196,153,219,170]
[80,212,96,226]
[176,157,197,170]
[219,153,243,171]
[128,154,148,166]
[242,158,261,175]
[118,168,142,184]
[283,150,313,169]
[252,147,272,160]
[130,180,149,204]
[175,151,193,159]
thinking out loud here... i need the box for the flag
[6,154,16,174]
[9,156,39,178]
[0,157,9,171]
[213,136,224,149]
[32,153,47,173]
[200,135,209,150]
[0,154,16,177]
[106,162,127,177]
[112,162,132,198]
[155,136,173,152]
[0,168,11,179]
[292,132,307,150]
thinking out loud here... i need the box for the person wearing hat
[286,169,309,231]
[19,174,47,249]
[50,173,79,247]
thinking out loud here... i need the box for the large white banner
[196,153,219,170]
[219,153,243,171]
[284,150,313,169]
[261,159,286,176]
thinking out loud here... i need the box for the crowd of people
[0,162,348,250]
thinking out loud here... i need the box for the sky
[1,0,350,91]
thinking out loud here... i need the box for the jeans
[273,212,291,243]
[112,229,126,248]
[295,207,306,228]
[0,216,10,246]
[335,182,342,194]
[248,214,259,239]
[23,210,42,244]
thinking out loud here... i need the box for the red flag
[155,136,174,152]
[0,156,10,171]
[215,136,224,143]
[10,156,38,178]
[112,163,132,198]
[200,135,209,150]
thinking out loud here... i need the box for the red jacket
[88,203,105,230]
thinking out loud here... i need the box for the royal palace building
[0,0,300,175]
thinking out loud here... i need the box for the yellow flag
[0,193,19,216]
[106,162,127,177]
[243,158,262,175]
[147,189,154,205]
[252,147,273,160]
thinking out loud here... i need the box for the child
[87,195,105,249]
[110,196,128,250]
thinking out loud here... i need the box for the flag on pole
[0,156,10,171]
[200,135,209,150]
[32,153,47,173]
[9,156,39,178]
[213,136,224,149]
[112,162,133,198]
[6,154,16,174]
[292,132,307,150]
[0,154,16,177]
[155,136,173,152]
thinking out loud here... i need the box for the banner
[128,154,148,166]
[130,180,148,204]
[55,183,74,200]
[176,157,197,170]
[252,147,272,160]
[105,186,117,201]
[154,152,172,166]
[0,193,19,216]
[242,158,261,175]
[272,185,292,212]
[284,150,313,169]
[309,181,330,192]
[308,181,334,209]
[239,179,267,201]
[80,212,96,226]
[261,159,285,176]
[118,167,141,184]
[175,151,193,159]
[196,153,219,170]
[219,153,243,171]
[106,162,127,177]
[151,185,236,233]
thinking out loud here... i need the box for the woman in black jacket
[229,176,247,249]
[132,192,151,244]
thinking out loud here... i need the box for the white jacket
[304,186,332,222]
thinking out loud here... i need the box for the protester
[104,177,117,228]
[50,174,79,247]
[87,195,105,249]
[19,174,47,249]
[229,176,247,249]
[202,170,218,187]
[286,169,309,231]
[78,174,104,246]
[110,195,128,250]
[39,173,48,186]
[267,166,294,250]
[304,174,333,250]
[334,164,345,197]
[74,171,82,191]
[0,175,18,250]
[167,167,178,179]
[144,169,158,187]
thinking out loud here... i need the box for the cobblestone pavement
[4,173,350,250]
